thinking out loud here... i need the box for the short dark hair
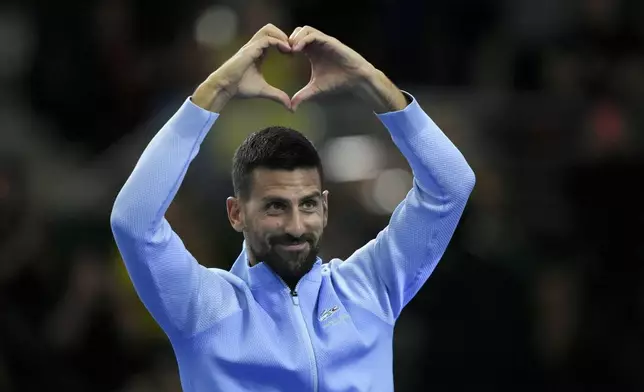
[232,126,324,200]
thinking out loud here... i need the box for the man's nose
[284,211,306,238]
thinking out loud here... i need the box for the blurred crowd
[1,0,644,391]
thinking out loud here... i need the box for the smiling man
[229,157,325,289]
[110,24,475,392]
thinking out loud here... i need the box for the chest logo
[318,305,339,322]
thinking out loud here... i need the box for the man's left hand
[289,26,408,113]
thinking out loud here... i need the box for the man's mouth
[275,241,309,251]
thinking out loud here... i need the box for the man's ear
[322,190,329,228]
[226,197,244,232]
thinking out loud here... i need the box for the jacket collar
[229,241,323,290]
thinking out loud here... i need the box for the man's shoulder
[320,258,357,283]
[319,258,395,326]
[204,266,248,288]
[321,258,343,274]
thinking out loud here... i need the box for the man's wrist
[356,68,408,114]
[192,80,233,113]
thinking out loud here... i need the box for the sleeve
[110,98,240,339]
[333,92,475,324]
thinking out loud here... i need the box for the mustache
[269,234,316,246]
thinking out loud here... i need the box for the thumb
[258,83,292,111]
[291,82,320,112]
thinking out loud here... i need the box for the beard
[248,232,321,285]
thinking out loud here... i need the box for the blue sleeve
[333,92,475,324]
[110,98,240,339]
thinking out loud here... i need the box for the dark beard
[252,234,320,287]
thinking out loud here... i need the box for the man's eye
[301,200,318,210]
[266,202,286,211]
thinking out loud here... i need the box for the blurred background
[1,0,644,390]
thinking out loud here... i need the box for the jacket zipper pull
[290,290,299,306]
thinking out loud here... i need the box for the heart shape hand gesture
[193,24,406,114]
[288,26,374,111]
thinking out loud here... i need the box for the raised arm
[110,24,294,338]
[286,26,475,323]
[338,92,475,323]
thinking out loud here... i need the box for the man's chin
[252,241,319,280]
[276,252,313,274]
[269,249,317,278]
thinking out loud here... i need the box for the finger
[289,27,302,41]
[254,23,289,42]
[296,25,321,36]
[263,24,290,45]
[251,23,290,47]
[250,36,291,56]
[290,25,313,48]
[291,82,320,111]
[292,32,327,52]
[259,83,292,111]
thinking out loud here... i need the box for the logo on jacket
[318,305,339,322]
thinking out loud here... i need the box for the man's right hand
[192,24,292,113]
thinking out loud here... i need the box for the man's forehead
[250,168,322,199]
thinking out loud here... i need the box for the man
[111,24,475,392]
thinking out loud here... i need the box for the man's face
[227,168,328,284]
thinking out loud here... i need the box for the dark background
[1,0,644,390]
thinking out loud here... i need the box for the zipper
[276,275,319,392]
[290,290,300,305]
[290,288,319,392]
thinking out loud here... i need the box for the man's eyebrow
[300,191,322,200]
[260,191,322,203]
[260,195,289,204]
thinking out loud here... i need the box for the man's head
[226,126,328,287]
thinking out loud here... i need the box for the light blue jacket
[110,92,475,392]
